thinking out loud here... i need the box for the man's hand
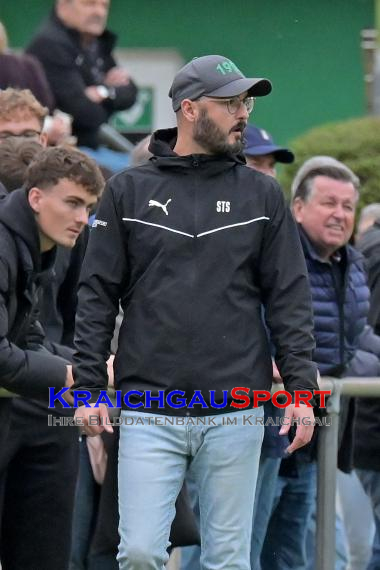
[280,403,315,454]
[64,365,74,406]
[104,67,130,86]
[272,360,282,384]
[107,354,115,387]
[44,111,74,146]
[85,85,107,103]
[74,403,113,436]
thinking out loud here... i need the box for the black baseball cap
[244,125,294,163]
[169,55,272,112]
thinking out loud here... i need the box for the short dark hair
[0,138,43,192]
[25,146,105,196]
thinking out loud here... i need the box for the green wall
[0,0,374,145]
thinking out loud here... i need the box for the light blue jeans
[117,408,264,570]
[337,470,375,570]
[179,470,201,570]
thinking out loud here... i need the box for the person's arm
[366,256,380,330]
[73,179,128,434]
[0,258,70,400]
[103,79,138,113]
[259,180,318,393]
[102,54,138,112]
[57,227,89,348]
[27,37,110,130]
[72,178,128,399]
[259,181,319,451]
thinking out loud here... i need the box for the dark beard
[193,108,245,155]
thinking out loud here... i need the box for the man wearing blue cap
[243,124,296,570]
[73,54,318,570]
[244,124,294,177]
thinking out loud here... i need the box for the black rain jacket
[73,128,318,414]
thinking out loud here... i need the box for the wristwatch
[96,85,116,100]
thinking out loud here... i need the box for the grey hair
[357,203,380,230]
[291,156,360,202]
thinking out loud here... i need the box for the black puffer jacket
[0,189,67,400]
[73,128,318,414]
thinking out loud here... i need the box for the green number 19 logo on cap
[216,60,242,76]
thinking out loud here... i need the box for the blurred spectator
[0,86,74,148]
[356,203,380,241]
[0,87,48,145]
[243,124,294,177]
[354,203,380,570]
[27,0,138,171]
[0,20,54,110]
[357,206,380,332]
[0,138,43,192]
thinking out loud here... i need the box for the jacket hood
[0,188,47,272]
[148,127,246,173]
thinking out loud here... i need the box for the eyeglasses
[0,130,41,140]
[203,95,255,115]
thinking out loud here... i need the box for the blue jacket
[263,227,370,464]
[299,227,370,375]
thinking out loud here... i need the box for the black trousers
[0,398,79,570]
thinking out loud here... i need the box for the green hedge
[278,116,380,210]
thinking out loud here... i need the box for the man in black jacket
[27,0,137,171]
[0,146,103,570]
[73,54,319,570]
[355,212,380,570]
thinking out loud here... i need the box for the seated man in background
[27,0,138,172]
